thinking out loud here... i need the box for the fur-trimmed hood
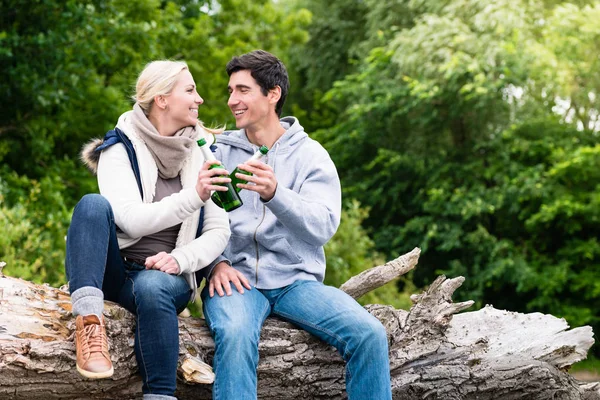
[80,138,104,174]
[80,110,214,175]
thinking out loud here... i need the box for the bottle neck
[198,143,217,161]
[249,150,267,162]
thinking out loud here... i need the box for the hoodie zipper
[253,206,266,286]
[252,144,280,286]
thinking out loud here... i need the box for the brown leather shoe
[75,314,114,379]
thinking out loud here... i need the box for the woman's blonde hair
[133,60,189,114]
[133,60,222,134]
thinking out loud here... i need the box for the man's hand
[209,261,252,297]
[145,251,180,275]
[234,160,277,202]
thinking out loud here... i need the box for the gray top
[120,176,182,262]
[202,116,342,289]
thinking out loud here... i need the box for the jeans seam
[203,299,215,336]
[130,276,153,394]
[204,299,219,399]
[259,299,271,328]
[206,294,271,400]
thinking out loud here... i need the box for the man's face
[227,70,275,131]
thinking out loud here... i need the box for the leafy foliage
[0,172,71,286]
[1,0,599,358]
[324,200,415,310]
[308,0,600,353]
[0,0,309,286]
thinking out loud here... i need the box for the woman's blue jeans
[201,280,392,400]
[65,194,191,396]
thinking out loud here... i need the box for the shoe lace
[82,323,108,356]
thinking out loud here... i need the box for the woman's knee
[131,271,186,312]
[73,194,113,222]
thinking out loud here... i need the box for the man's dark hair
[226,50,289,117]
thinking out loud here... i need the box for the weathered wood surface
[0,249,598,399]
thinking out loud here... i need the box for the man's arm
[235,152,342,246]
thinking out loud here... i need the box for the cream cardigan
[96,111,230,301]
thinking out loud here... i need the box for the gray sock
[143,395,177,400]
[71,286,104,317]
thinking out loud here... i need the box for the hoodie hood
[216,116,307,152]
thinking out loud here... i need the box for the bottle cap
[197,138,207,146]
[259,145,269,155]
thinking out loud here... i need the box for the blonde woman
[65,61,231,399]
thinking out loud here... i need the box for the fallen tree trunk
[0,249,597,399]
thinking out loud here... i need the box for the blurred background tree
[1,0,598,359]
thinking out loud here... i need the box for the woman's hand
[196,161,231,202]
[145,251,180,275]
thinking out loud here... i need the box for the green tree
[304,0,600,352]
[525,3,600,130]
[0,0,310,285]
[324,200,414,310]
[0,173,71,286]
[283,0,369,133]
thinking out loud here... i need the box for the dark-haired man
[200,50,392,399]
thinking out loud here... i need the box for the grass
[570,355,600,382]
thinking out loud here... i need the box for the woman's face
[165,69,204,130]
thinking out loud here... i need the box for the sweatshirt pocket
[264,236,304,265]
[227,234,255,265]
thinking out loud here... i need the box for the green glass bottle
[197,138,242,212]
[230,145,269,192]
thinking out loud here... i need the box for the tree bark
[0,250,597,400]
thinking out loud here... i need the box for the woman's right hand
[196,161,231,202]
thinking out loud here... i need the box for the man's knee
[369,318,389,346]
[351,312,389,351]
[212,318,251,342]
[204,295,263,344]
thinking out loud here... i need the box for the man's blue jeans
[65,194,191,396]
[201,280,392,400]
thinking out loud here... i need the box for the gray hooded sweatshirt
[204,116,342,289]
